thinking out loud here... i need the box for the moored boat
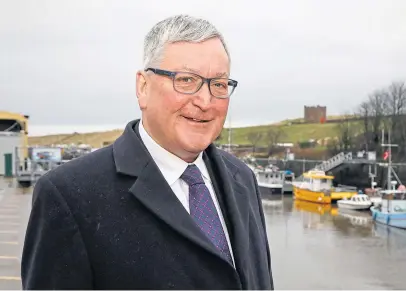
[256,168,285,199]
[370,129,406,229]
[293,170,357,204]
[337,194,372,210]
[371,190,406,229]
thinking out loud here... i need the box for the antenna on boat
[381,128,398,190]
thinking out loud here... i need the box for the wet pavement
[264,196,406,289]
[1,177,405,290]
[0,178,31,290]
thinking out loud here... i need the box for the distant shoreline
[28,120,277,137]
[28,115,350,137]
[28,124,126,137]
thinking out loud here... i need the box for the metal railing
[13,146,64,186]
[314,152,353,172]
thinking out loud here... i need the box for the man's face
[136,37,231,161]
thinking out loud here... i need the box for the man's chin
[184,142,210,153]
[178,139,211,155]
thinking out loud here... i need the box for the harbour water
[264,195,406,289]
[0,178,405,289]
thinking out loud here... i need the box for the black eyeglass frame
[145,67,238,98]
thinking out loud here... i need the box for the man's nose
[192,82,212,110]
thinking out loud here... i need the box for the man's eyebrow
[215,72,228,78]
[180,65,200,74]
[179,66,228,78]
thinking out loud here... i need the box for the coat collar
[137,118,210,186]
[113,119,242,179]
[112,119,249,283]
[112,119,150,177]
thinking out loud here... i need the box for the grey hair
[143,14,230,69]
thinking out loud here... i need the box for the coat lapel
[112,120,237,268]
[203,145,250,275]
[128,160,232,265]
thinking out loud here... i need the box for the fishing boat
[292,170,356,204]
[255,168,285,199]
[371,190,406,229]
[337,193,372,210]
[242,158,285,199]
[370,129,406,229]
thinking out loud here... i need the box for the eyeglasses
[145,68,238,99]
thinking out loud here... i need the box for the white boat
[242,158,285,199]
[255,169,285,199]
[337,194,372,210]
[370,129,406,229]
[371,190,406,229]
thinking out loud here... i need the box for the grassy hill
[28,116,360,148]
[218,122,339,146]
[28,130,123,148]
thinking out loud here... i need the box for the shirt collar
[138,119,210,185]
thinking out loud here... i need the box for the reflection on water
[15,186,33,195]
[0,178,33,195]
[263,195,406,290]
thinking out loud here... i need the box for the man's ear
[136,71,149,110]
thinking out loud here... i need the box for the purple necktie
[181,164,233,265]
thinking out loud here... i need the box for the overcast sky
[1,0,406,135]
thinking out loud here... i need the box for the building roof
[0,111,29,122]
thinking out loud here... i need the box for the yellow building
[0,110,29,137]
[0,111,29,161]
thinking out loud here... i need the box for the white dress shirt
[138,120,235,265]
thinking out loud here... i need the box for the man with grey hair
[21,14,273,290]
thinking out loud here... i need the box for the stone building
[304,105,327,123]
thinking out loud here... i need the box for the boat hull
[337,201,371,210]
[371,206,406,229]
[259,184,283,199]
[293,186,331,204]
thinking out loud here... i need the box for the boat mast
[381,128,398,190]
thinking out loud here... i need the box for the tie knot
[181,164,205,186]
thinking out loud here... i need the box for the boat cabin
[297,170,334,194]
[346,194,371,202]
[378,190,406,213]
[256,170,285,186]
